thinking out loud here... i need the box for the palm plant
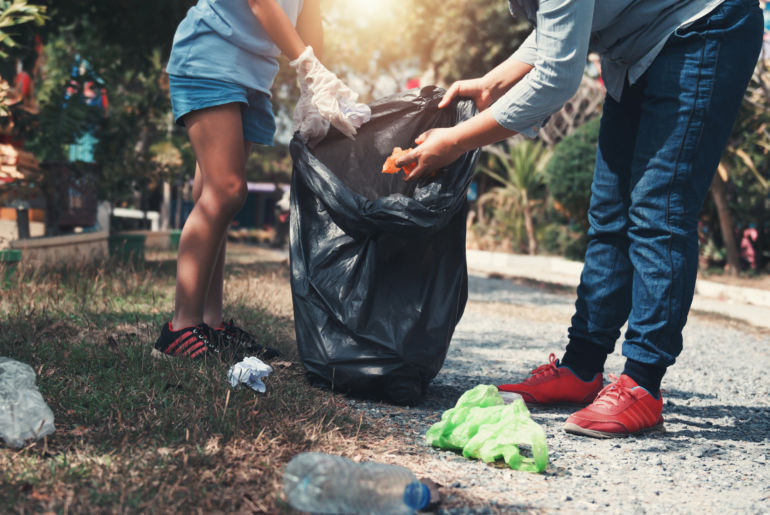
[478,138,552,255]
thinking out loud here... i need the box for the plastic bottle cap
[403,482,431,511]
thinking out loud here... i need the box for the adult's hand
[438,78,495,111]
[396,128,464,184]
[396,110,518,183]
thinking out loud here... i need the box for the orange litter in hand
[382,147,417,175]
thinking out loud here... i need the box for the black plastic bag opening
[289,86,480,405]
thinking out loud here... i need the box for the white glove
[290,46,371,143]
[293,78,330,148]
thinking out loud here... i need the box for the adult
[398,0,763,437]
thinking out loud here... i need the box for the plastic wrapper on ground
[425,385,549,473]
[289,86,480,405]
[227,357,273,393]
[0,357,55,448]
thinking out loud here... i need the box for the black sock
[560,337,609,382]
[622,359,666,398]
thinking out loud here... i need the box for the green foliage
[245,144,293,184]
[24,78,99,161]
[26,19,182,203]
[539,222,588,262]
[480,139,551,207]
[545,116,600,230]
[475,139,551,254]
[36,0,194,71]
[696,60,770,270]
[323,0,532,98]
[94,49,177,203]
[722,81,770,232]
[0,0,45,117]
[408,0,532,84]
[0,0,45,59]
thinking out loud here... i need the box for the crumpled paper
[0,357,56,448]
[290,46,371,146]
[227,357,273,393]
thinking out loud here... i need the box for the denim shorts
[168,75,276,146]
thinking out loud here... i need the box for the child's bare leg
[172,103,249,329]
[191,142,253,329]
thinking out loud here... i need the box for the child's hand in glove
[290,46,370,144]
[293,78,330,148]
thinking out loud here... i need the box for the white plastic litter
[290,46,371,145]
[292,78,330,148]
[0,357,55,448]
[227,357,273,393]
[500,391,523,405]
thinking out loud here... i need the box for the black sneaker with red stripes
[153,322,243,362]
[213,319,281,360]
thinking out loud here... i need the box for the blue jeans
[568,0,763,369]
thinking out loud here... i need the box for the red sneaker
[564,374,665,439]
[498,353,604,407]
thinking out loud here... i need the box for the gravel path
[348,273,770,515]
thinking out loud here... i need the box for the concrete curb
[466,249,770,309]
[465,250,583,287]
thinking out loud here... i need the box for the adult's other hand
[438,78,495,111]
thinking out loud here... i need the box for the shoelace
[186,327,208,342]
[182,326,219,356]
[523,353,559,384]
[222,320,255,346]
[592,374,632,409]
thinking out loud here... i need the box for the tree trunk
[44,162,62,236]
[161,181,171,231]
[756,215,766,272]
[523,202,537,256]
[476,174,487,224]
[175,174,184,229]
[710,172,740,276]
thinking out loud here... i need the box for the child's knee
[218,178,248,214]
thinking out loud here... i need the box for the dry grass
[0,258,386,514]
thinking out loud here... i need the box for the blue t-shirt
[167,0,305,97]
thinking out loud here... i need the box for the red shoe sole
[563,421,666,439]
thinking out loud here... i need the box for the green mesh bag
[425,385,548,473]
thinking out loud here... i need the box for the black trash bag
[289,86,480,405]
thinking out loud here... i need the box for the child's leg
[190,141,253,329]
[172,103,249,329]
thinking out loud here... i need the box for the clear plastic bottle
[284,453,431,515]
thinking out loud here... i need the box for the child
[154,0,323,361]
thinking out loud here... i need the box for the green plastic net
[425,385,548,473]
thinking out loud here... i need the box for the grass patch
[0,258,370,513]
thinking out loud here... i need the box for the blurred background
[1,0,770,284]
